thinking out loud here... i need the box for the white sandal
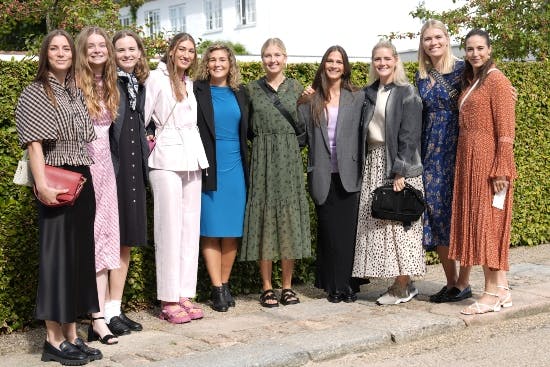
[497,285,513,308]
[460,291,501,315]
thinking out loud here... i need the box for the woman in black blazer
[195,43,249,312]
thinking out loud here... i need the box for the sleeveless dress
[200,85,246,237]
[415,60,464,250]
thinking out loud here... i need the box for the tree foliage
[0,0,121,50]
[196,39,249,56]
[408,0,549,61]
[118,0,145,22]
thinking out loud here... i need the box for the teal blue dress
[200,86,245,237]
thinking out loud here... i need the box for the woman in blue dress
[416,19,472,303]
[195,43,249,312]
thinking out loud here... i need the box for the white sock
[104,300,122,323]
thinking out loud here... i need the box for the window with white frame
[204,0,222,31]
[236,0,256,26]
[169,4,186,33]
[120,15,131,27]
[144,9,161,37]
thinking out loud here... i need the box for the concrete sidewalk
[1,244,550,367]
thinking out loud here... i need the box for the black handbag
[371,182,426,226]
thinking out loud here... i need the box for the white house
[119,0,463,62]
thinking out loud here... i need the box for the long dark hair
[35,29,76,106]
[461,29,494,90]
[299,45,357,126]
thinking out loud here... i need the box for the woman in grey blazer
[297,45,366,303]
[352,40,425,306]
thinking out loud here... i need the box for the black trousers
[314,173,361,294]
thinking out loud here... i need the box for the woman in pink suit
[144,33,209,323]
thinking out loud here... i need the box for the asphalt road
[308,311,550,367]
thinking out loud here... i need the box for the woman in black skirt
[15,30,101,365]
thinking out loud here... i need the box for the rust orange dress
[449,68,516,271]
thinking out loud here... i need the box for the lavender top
[327,105,339,173]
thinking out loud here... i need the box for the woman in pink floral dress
[76,26,121,345]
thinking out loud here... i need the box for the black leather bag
[371,183,426,225]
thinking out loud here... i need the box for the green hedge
[0,60,548,332]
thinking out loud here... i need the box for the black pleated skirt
[35,165,99,323]
[314,173,362,294]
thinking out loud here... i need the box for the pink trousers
[149,169,202,302]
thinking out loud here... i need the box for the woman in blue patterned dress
[416,20,472,303]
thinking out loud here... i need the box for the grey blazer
[298,89,365,206]
[362,81,423,178]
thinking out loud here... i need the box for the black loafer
[41,340,89,365]
[119,312,143,332]
[108,316,131,336]
[342,292,357,303]
[443,285,473,302]
[429,286,448,303]
[73,337,103,361]
[327,293,342,303]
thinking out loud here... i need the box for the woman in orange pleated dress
[449,29,516,315]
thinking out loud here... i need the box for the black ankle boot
[211,286,229,312]
[222,282,235,307]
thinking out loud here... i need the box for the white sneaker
[376,282,418,305]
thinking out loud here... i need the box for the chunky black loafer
[107,316,131,336]
[41,340,89,366]
[73,337,103,361]
[119,312,143,331]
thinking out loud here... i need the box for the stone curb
[149,279,550,366]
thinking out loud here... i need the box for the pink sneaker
[159,304,191,324]
[179,298,204,320]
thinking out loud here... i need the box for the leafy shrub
[0,59,547,332]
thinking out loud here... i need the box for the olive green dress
[240,77,311,261]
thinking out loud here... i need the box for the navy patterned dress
[415,60,464,250]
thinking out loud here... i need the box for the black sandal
[87,317,118,345]
[259,289,279,308]
[280,288,300,306]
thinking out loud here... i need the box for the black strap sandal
[280,288,300,306]
[259,289,279,308]
[87,317,119,345]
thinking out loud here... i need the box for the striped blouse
[15,75,96,166]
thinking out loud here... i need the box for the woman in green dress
[240,38,311,307]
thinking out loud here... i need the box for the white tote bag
[13,149,34,187]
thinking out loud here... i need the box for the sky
[271,0,463,58]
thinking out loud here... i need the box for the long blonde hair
[417,19,457,78]
[75,26,119,119]
[369,40,409,86]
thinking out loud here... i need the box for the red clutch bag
[33,165,87,207]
